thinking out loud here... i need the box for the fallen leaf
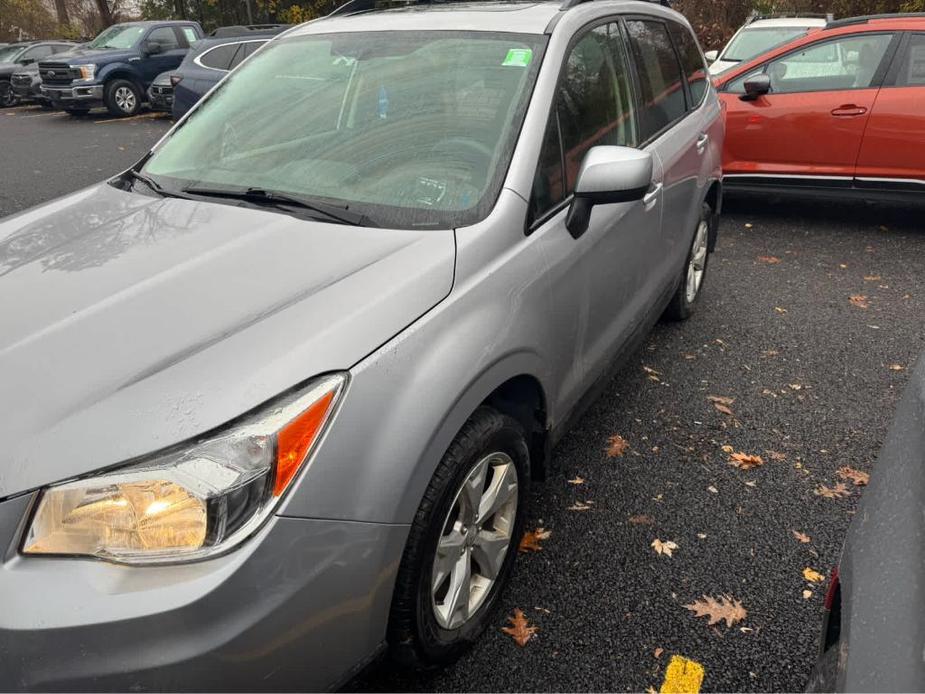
[839,263,848,269]
[792,530,811,544]
[789,383,803,391]
[518,528,552,553]
[803,567,825,583]
[745,480,757,487]
[697,532,707,539]
[888,364,905,371]
[757,255,781,264]
[729,452,765,470]
[744,223,753,229]
[708,395,735,406]
[837,466,870,486]
[774,306,788,314]
[607,435,629,458]
[707,485,719,494]
[651,538,678,557]
[864,275,882,281]
[502,608,538,647]
[567,501,592,512]
[815,482,851,499]
[714,402,735,416]
[721,444,735,454]
[803,590,813,600]
[685,594,747,627]
[850,295,869,309]
[567,476,586,485]
[654,647,664,658]
[762,349,780,357]
[767,450,787,461]
[628,514,655,525]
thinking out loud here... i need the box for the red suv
[714,14,925,201]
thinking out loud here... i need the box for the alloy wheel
[431,452,518,630]
[685,219,709,304]
[115,86,136,113]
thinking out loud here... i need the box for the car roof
[745,17,827,28]
[287,0,674,36]
[716,15,925,85]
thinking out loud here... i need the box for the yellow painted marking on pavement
[660,655,705,694]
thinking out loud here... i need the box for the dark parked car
[807,353,925,691]
[0,40,75,106]
[147,69,176,111]
[171,25,288,118]
[39,20,203,117]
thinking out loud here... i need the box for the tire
[104,79,142,117]
[0,82,17,108]
[663,202,713,322]
[388,406,530,667]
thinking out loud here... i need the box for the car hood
[46,47,135,63]
[708,59,739,76]
[0,62,21,76]
[0,184,455,498]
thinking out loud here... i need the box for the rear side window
[898,34,925,86]
[530,22,637,220]
[625,19,687,141]
[182,26,199,44]
[200,43,238,70]
[148,27,180,51]
[668,21,709,107]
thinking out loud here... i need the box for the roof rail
[209,23,291,37]
[825,12,925,29]
[746,12,833,23]
[559,0,670,9]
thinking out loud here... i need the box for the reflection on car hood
[0,184,455,497]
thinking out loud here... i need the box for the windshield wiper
[181,186,375,227]
[125,169,190,199]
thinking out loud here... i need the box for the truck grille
[11,74,33,87]
[38,62,80,85]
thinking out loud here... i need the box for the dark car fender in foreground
[809,354,925,692]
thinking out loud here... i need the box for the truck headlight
[22,374,345,565]
[73,64,96,81]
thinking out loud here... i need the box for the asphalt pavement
[3,103,925,692]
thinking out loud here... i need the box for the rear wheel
[664,202,712,321]
[388,406,529,667]
[104,79,142,117]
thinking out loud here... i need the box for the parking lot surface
[3,104,924,692]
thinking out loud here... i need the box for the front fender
[96,62,142,85]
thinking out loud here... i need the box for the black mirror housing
[741,73,771,101]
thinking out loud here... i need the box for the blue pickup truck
[39,20,203,117]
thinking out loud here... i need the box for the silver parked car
[0,0,723,690]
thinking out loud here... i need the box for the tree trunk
[94,0,114,27]
[53,0,71,26]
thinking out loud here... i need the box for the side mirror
[741,73,771,101]
[704,50,719,63]
[142,40,163,55]
[565,146,653,239]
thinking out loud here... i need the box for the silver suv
[0,0,722,690]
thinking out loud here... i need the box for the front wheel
[388,406,529,667]
[0,82,17,108]
[663,202,713,321]
[104,79,142,117]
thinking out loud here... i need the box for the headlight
[73,64,96,81]
[22,374,346,565]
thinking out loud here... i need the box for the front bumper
[40,84,104,106]
[148,84,174,111]
[10,77,41,101]
[0,492,408,691]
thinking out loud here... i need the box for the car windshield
[722,27,810,62]
[142,31,546,229]
[88,24,146,49]
[0,45,25,62]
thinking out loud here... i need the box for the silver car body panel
[0,1,723,689]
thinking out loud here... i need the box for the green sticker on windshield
[502,48,533,67]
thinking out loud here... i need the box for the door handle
[696,133,710,154]
[831,105,868,117]
[643,183,662,210]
